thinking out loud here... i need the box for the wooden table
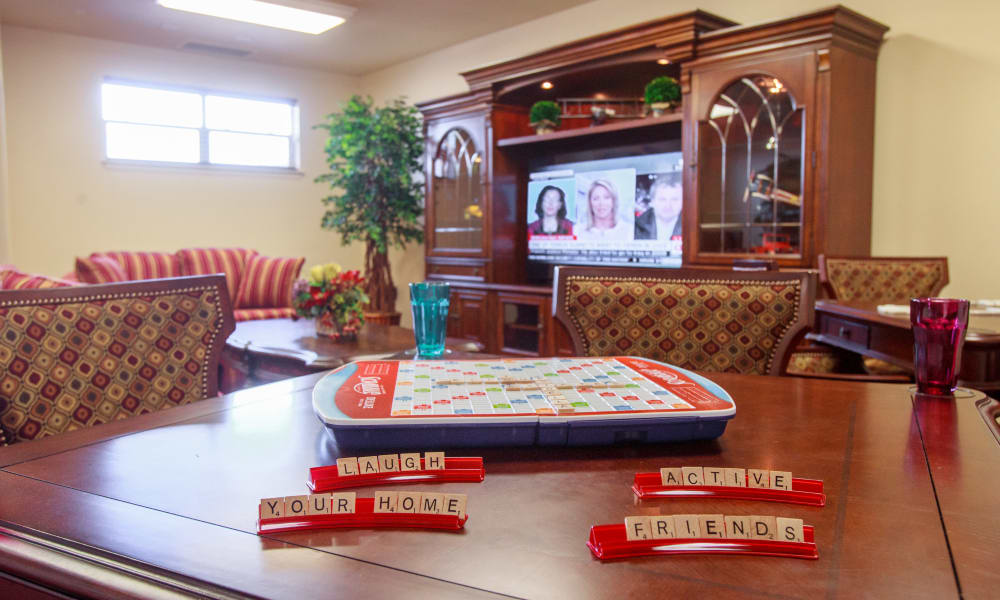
[221,319,480,393]
[813,300,1000,391]
[2,372,998,599]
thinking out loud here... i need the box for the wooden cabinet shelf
[496,113,682,149]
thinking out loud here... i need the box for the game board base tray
[587,524,818,560]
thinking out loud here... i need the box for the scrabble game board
[312,356,735,448]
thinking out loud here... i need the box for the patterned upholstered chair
[0,275,235,445]
[818,255,949,303]
[553,266,816,376]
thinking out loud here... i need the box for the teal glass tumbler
[409,282,450,358]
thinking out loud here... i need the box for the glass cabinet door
[431,128,484,253]
[697,75,804,257]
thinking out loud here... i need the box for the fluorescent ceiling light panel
[156,0,355,35]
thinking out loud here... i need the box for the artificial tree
[315,95,424,321]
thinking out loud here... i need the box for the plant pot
[315,313,359,342]
[531,119,557,135]
[649,102,677,118]
[364,311,401,326]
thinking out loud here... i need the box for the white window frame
[101,77,302,173]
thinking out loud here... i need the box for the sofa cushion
[234,307,297,321]
[100,251,183,281]
[0,269,76,290]
[176,248,256,302]
[235,254,304,309]
[75,255,128,284]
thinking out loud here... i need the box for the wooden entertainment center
[417,6,888,357]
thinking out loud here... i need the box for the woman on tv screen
[527,185,574,236]
[577,179,631,240]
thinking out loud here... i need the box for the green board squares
[625,384,640,388]
[415,375,430,379]
[571,401,589,407]
[486,387,502,392]
[493,403,511,409]
[414,388,431,393]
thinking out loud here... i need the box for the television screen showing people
[527,152,682,267]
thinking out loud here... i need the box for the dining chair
[0,275,234,445]
[552,266,816,376]
[818,255,949,303]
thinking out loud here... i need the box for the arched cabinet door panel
[426,121,488,257]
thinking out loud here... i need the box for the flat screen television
[526,151,684,272]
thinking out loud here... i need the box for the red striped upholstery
[0,269,77,290]
[176,248,256,302]
[102,251,183,281]
[75,255,128,283]
[234,307,297,321]
[235,254,304,309]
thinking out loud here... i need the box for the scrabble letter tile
[776,517,805,543]
[750,515,777,540]
[419,492,445,514]
[673,515,701,538]
[649,516,676,539]
[698,514,726,538]
[331,492,356,514]
[374,491,399,513]
[703,467,726,487]
[397,492,422,513]
[660,467,683,486]
[400,453,421,471]
[306,493,332,515]
[260,497,284,519]
[770,470,792,491]
[336,457,359,477]
[358,456,380,475]
[442,493,467,519]
[681,466,704,486]
[424,451,446,470]
[624,516,653,541]
[748,469,770,488]
[724,468,747,487]
[284,495,309,516]
[724,515,752,539]
[378,454,400,472]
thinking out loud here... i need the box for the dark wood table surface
[2,370,999,599]
[812,300,1000,391]
[221,319,481,393]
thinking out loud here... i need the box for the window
[101,80,299,169]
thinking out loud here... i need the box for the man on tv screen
[634,172,682,241]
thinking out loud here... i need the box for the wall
[0,25,10,263]
[362,0,1000,299]
[0,25,423,322]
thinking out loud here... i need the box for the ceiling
[0,0,594,75]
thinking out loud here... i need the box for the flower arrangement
[292,263,369,340]
[529,100,561,133]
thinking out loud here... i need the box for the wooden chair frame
[552,266,816,376]
[817,255,949,301]
[0,274,235,403]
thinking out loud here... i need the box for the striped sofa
[64,248,304,322]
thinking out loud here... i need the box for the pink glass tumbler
[910,298,970,396]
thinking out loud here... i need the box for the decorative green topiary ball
[529,100,561,126]
[644,76,682,105]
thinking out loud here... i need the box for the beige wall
[362,0,1000,299]
[0,25,11,263]
[0,25,423,321]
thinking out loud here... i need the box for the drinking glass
[910,298,970,396]
[409,282,450,358]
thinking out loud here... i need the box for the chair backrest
[0,275,234,445]
[552,266,816,376]
[818,255,949,303]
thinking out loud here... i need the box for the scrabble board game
[312,356,735,448]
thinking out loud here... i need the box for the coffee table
[220,318,481,392]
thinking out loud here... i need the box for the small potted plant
[644,76,682,117]
[292,263,368,341]
[529,100,561,134]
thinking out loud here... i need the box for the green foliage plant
[529,100,561,127]
[644,76,682,106]
[315,95,424,315]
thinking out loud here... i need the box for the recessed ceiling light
[541,81,553,90]
[657,58,670,65]
[156,0,356,35]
